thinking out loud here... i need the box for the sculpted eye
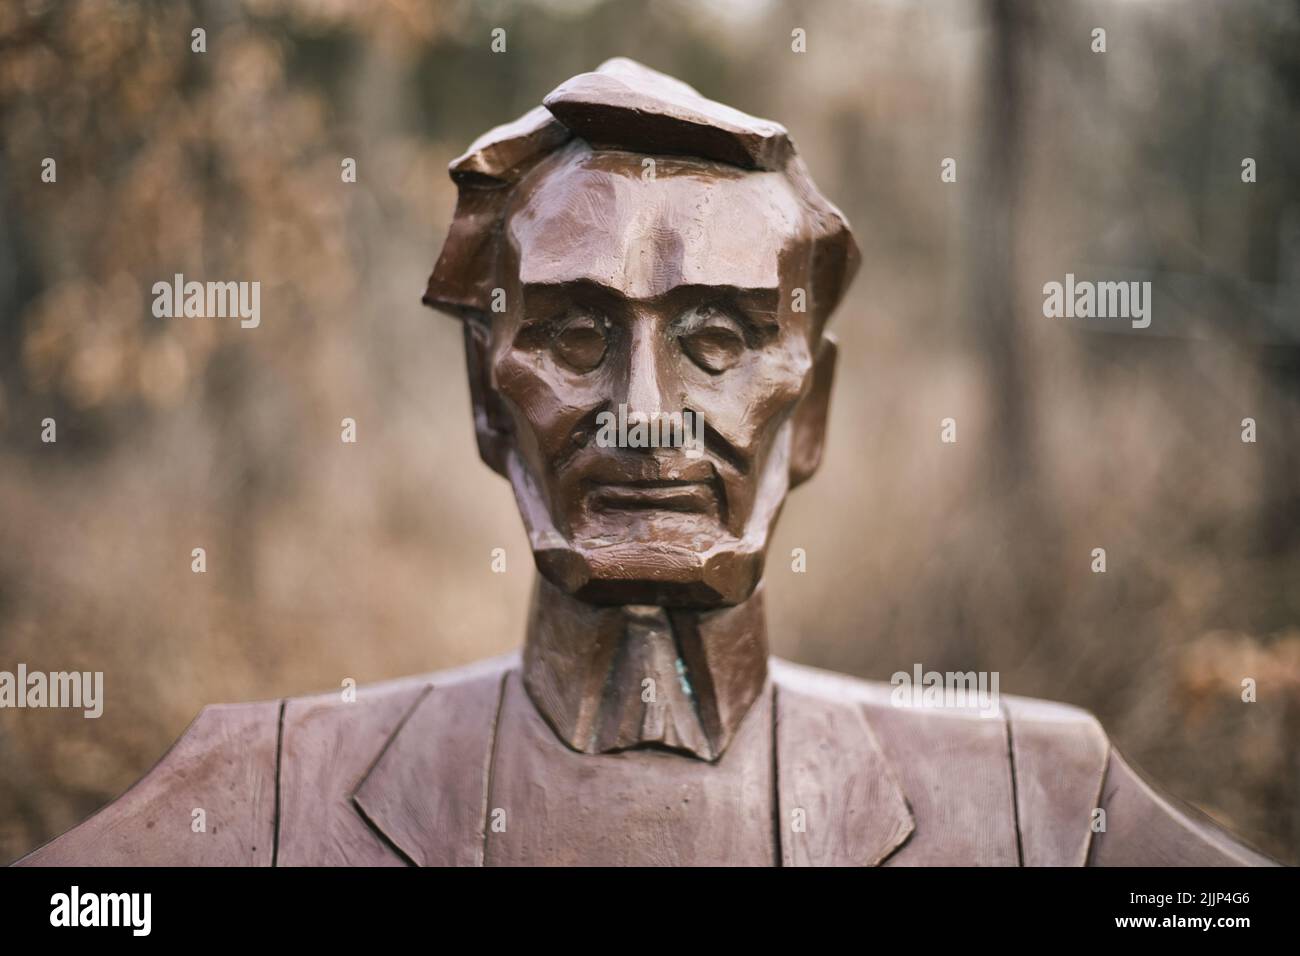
[678,305,747,374]
[551,310,609,372]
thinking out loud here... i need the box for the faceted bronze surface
[16,59,1276,868]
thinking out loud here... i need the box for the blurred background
[1,0,1298,864]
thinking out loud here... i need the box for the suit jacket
[15,654,1275,866]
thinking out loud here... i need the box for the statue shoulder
[16,653,518,868]
[984,687,1274,866]
[770,657,1076,863]
[15,700,280,867]
[771,658,1106,864]
[769,657,1276,866]
[1090,746,1279,866]
[770,655,1104,741]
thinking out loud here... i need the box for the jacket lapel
[772,659,915,866]
[352,658,513,866]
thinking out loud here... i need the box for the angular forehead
[505,149,808,298]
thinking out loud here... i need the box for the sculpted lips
[570,453,723,516]
[587,479,716,514]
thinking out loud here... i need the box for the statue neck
[521,575,769,762]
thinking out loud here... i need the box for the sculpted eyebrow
[672,285,780,315]
[523,279,624,300]
[523,281,778,303]
[520,281,627,318]
[731,288,780,323]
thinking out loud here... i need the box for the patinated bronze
[17,59,1275,867]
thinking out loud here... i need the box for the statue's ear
[788,333,837,488]
[462,318,513,476]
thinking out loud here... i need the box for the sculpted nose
[624,319,665,421]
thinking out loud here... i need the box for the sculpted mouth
[586,480,717,514]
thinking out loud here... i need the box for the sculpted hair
[421,57,859,342]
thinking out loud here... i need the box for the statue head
[424,59,858,608]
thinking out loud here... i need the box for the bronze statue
[16,59,1275,867]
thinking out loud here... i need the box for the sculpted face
[469,143,834,606]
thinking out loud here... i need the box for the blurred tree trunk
[962,0,1068,656]
[969,0,1036,496]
